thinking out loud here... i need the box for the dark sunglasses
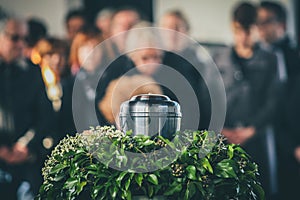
[4,31,26,42]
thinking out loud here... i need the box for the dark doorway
[83,0,153,24]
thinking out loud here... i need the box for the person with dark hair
[233,2,256,30]
[0,16,55,199]
[257,1,300,80]
[258,2,287,46]
[23,17,48,62]
[26,18,47,48]
[33,37,75,141]
[257,2,300,199]
[65,9,87,42]
[213,2,281,199]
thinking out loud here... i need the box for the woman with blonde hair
[98,21,166,127]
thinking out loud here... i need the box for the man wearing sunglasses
[257,2,300,200]
[0,16,55,199]
[257,1,300,80]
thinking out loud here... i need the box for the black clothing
[263,37,300,200]
[272,37,300,80]
[163,49,211,131]
[0,59,56,198]
[214,46,281,199]
[214,46,280,129]
[56,75,76,138]
[0,59,55,150]
[275,76,300,200]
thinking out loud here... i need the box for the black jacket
[213,46,281,130]
[0,59,55,155]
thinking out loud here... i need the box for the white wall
[0,0,82,38]
[154,0,296,45]
[0,0,296,43]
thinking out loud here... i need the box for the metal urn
[119,94,182,139]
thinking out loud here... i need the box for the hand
[222,127,256,145]
[222,128,238,144]
[0,146,10,160]
[234,126,256,145]
[1,143,29,164]
[9,142,29,164]
[295,146,300,163]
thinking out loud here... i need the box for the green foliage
[37,126,264,200]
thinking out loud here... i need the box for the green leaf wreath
[37,126,264,200]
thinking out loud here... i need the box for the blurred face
[160,14,188,34]
[159,14,188,51]
[232,22,256,49]
[131,48,163,76]
[110,10,140,36]
[67,17,85,41]
[78,39,102,72]
[257,8,285,44]
[44,52,67,78]
[96,16,112,38]
[0,19,27,63]
[110,10,140,51]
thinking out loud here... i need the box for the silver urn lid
[119,94,181,139]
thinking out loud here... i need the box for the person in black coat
[159,10,212,131]
[257,2,300,199]
[213,3,281,199]
[0,17,56,199]
[33,36,76,139]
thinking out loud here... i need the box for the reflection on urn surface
[119,94,181,139]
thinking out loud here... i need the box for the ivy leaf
[164,182,182,196]
[234,146,249,159]
[147,174,158,185]
[252,182,265,200]
[116,171,128,187]
[134,173,144,187]
[49,163,67,175]
[85,164,98,171]
[227,144,234,159]
[143,139,154,146]
[53,173,66,181]
[125,177,131,190]
[109,185,118,199]
[184,182,196,199]
[92,184,105,199]
[122,189,132,200]
[148,185,154,197]
[186,165,197,180]
[215,159,237,178]
[200,158,213,174]
[76,181,87,195]
[63,177,78,189]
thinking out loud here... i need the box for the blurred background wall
[155,0,297,45]
[0,0,298,45]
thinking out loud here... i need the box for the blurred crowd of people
[0,1,299,200]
